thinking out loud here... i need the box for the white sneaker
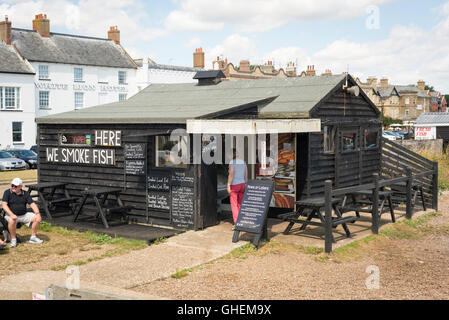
[29,236,43,244]
[10,238,17,248]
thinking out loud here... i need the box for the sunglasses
[11,185,22,188]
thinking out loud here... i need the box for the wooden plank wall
[38,123,183,224]
[306,85,381,198]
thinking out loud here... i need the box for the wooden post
[324,180,333,253]
[405,167,413,219]
[371,173,379,234]
[432,161,439,211]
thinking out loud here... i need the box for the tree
[381,116,403,127]
[425,85,435,92]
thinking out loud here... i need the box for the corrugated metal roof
[415,112,449,124]
[0,42,34,74]
[36,74,347,124]
[12,28,137,69]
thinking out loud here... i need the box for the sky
[1,0,449,92]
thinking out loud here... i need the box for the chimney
[306,65,316,77]
[239,60,250,72]
[286,61,297,77]
[33,14,50,38]
[417,80,425,91]
[193,48,205,68]
[380,77,389,88]
[0,16,12,45]
[108,26,120,44]
[321,69,332,76]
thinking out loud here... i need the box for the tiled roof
[0,42,34,74]
[11,28,137,69]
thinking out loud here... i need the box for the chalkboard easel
[231,180,274,247]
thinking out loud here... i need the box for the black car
[7,149,38,169]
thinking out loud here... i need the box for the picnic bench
[73,187,131,228]
[279,197,358,242]
[26,182,79,219]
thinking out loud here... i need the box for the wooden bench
[279,197,358,242]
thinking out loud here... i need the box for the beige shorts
[5,212,36,227]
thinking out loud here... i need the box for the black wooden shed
[36,74,382,231]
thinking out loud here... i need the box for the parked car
[0,151,27,171]
[30,145,38,153]
[389,131,404,140]
[7,149,38,169]
[382,131,397,141]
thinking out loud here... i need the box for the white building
[135,49,204,89]
[0,38,36,150]
[0,14,138,149]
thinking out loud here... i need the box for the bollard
[324,180,333,253]
[371,173,379,234]
[405,167,413,219]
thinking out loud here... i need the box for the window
[405,97,410,105]
[342,132,357,152]
[12,122,22,143]
[74,68,83,82]
[39,91,49,109]
[119,93,127,101]
[155,135,187,168]
[39,65,49,80]
[0,87,20,110]
[405,109,410,117]
[74,92,84,109]
[118,71,127,85]
[323,126,336,153]
[364,130,378,149]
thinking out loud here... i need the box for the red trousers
[230,183,245,224]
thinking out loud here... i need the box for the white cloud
[184,37,202,48]
[205,5,449,93]
[165,0,394,32]
[204,34,258,68]
[0,0,166,46]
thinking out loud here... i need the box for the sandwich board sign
[232,180,275,247]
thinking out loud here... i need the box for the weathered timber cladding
[38,123,183,224]
[304,82,381,198]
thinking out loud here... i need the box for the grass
[327,211,442,262]
[0,169,37,183]
[1,220,147,273]
[417,150,449,192]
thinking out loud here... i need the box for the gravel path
[132,193,449,300]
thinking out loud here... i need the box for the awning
[186,119,321,134]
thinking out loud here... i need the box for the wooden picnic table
[26,182,79,219]
[73,187,131,228]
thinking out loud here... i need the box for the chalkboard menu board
[148,192,170,211]
[125,160,145,176]
[148,172,171,192]
[232,180,274,246]
[124,143,146,176]
[124,143,146,159]
[170,170,195,229]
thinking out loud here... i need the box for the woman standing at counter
[227,149,248,225]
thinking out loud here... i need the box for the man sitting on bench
[1,178,43,248]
